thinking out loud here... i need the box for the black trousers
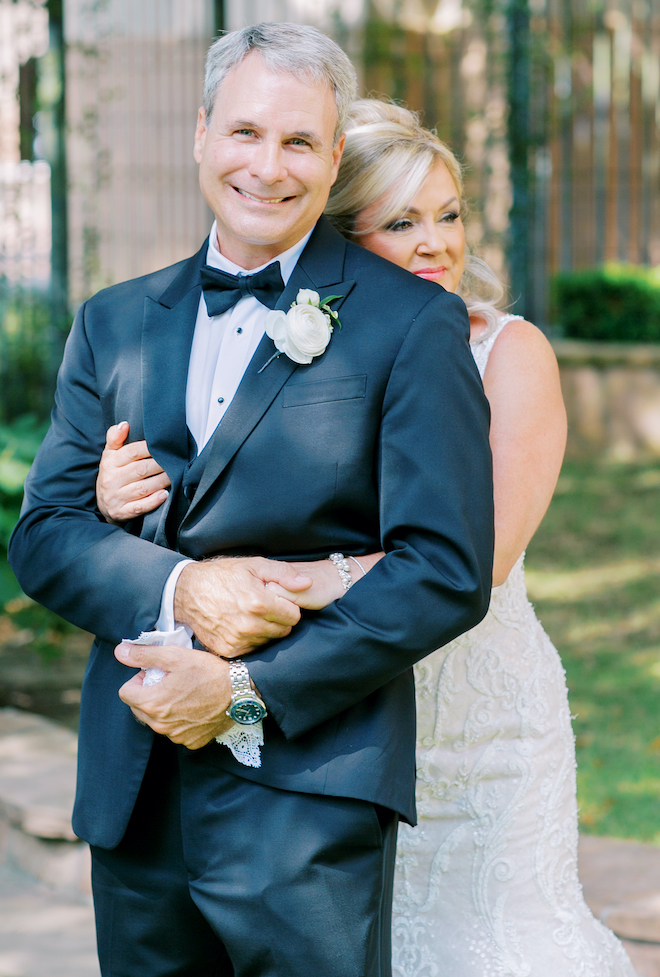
[91,736,398,977]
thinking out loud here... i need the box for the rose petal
[287,305,331,356]
[281,334,313,363]
[265,310,288,347]
[296,288,320,307]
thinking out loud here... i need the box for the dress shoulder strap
[470,313,524,379]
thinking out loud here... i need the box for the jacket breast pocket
[282,374,367,408]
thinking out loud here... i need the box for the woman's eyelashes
[385,218,414,232]
[384,211,461,232]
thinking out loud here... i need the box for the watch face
[229,698,266,725]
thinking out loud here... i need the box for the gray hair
[325,99,505,331]
[204,23,357,144]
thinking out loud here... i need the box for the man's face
[194,52,345,269]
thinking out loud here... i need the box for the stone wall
[554,340,660,462]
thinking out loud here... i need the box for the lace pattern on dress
[391,317,638,977]
[469,314,524,379]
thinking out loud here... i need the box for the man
[9,22,494,977]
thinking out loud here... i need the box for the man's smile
[233,187,296,205]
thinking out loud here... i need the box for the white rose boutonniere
[260,289,343,371]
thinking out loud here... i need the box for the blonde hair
[325,99,504,331]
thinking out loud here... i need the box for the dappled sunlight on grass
[616,779,660,796]
[526,558,660,602]
[526,459,660,841]
[562,604,660,643]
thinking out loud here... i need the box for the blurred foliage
[1,593,81,662]
[527,459,660,841]
[0,414,83,663]
[363,14,411,106]
[553,264,660,343]
[0,414,49,548]
[0,280,66,422]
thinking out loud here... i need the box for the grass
[526,459,660,842]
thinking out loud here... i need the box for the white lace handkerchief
[214,721,264,768]
[122,626,192,685]
[122,628,263,767]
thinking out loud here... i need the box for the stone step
[579,835,660,976]
[602,892,660,944]
[0,861,99,977]
[0,708,90,893]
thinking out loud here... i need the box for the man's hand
[173,557,312,658]
[97,422,171,524]
[115,641,235,749]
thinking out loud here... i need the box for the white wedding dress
[391,315,637,977]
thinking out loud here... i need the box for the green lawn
[526,459,660,842]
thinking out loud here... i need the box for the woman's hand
[96,422,172,524]
[267,552,385,610]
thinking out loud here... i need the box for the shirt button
[217,396,224,404]
[236,327,243,334]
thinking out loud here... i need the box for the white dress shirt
[155,221,313,631]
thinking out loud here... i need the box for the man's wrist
[172,561,199,627]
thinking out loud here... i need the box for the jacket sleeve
[7,302,184,642]
[247,290,495,739]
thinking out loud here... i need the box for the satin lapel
[293,217,355,322]
[184,330,299,520]
[141,291,198,489]
[183,218,355,524]
[141,245,207,520]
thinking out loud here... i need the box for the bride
[95,99,637,976]
[325,99,637,977]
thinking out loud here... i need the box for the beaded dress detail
[391,315,637,977]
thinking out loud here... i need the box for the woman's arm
[95,428,384,607]
[271,552,385,609]
[483,318,567,586]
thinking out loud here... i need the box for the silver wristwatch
[226,660,267,725]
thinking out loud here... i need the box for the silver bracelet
[329,552,352,590]
[349,556,367,578]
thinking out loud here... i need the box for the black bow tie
[200,262,285,316]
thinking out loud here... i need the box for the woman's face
[356,159,465,293]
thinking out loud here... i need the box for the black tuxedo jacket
[9,218,494,848]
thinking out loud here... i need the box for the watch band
[229,659,254,697]
[226,659,267,725]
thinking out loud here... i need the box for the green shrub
[0,282,65,421]
[0,415,48,548]
[553,264,660,342]
[0,415,81,662]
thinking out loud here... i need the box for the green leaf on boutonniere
[319,294,344,330]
